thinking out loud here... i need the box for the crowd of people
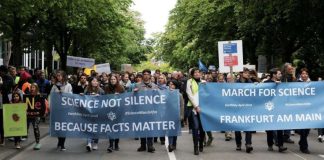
[0,63,322,155]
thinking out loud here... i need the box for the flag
[198,59,208,72]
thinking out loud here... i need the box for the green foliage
[0,0,147,71]
[157,0,324,77]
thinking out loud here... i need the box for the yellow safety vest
[187,78,199,107]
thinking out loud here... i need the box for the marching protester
[281,63,296,144]
[120,72,132,92]
[297,68,311,154]
[224,73,235,141]
[73,73,88,94]
[134,69,159,153]
[50,70,73,151]
[104,74,125,152]
[264,68,287,152]
[10,92,24,149]
[84,77,105,152]
[167,80,184,152]
[25,83,47,150]
[235,68,254,153]
[186,68,206,155]
[204,73,214,146]
[0,65,14,146]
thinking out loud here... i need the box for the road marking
[319,154,324,158]
[288,150,307,160]
[165,136,177,160]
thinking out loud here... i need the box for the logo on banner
[265,101,275,111]
[107,111,116,121]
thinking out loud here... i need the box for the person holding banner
[25,83,47,150]
[134,69,159,153]
[104,75,125,152]
[10,92,24,149]
[235,68,254,153]
[167,80,184,152]
[297,68,311,154]
[281,63,296,144]
[83,77,105,152]
[0,65,15,145]
[186,67,206,155]
[50,70,73,151]
[264,68,287,152]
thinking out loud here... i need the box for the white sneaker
[291,130,295,136]
[319,135,324,143]
[92,144,98,150]
[86,143,92,152]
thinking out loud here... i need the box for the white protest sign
[218,40,243,73]
[66,56,95,68]
[96,63,111,74]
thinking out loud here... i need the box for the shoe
[33,143,41,150]
[268,146,274,151]
[15,143,21,149]
[291,130,295,136]
[236,144,241,151]
[246,144,253,153]
[278,146,287,152]
[86,143,92,152]
[194,146,199,155]
[168,145,174,152]
[284,139,294,143]
[206,137,213,146]
[92,144,98,150]
[147,146,155,153]
[21,138,27,141]
[173,145,177,150]
[114,144,119,151]
[161,141,165,145]
[60,146,66,151]
[318,135,323,142]
[225,137,231,141]
[0,139,5,146]
[137,146,146,152]
[301,149,310,154]
[199,146,203,152]
[107,146,113,153]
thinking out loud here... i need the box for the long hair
[56,70,68,84]
[104,75,124,94]
[85,77,101,94]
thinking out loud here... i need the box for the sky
[131,0,177,39]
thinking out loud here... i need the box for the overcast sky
[131,0,177,38]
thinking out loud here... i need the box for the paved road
[4,127,324,160]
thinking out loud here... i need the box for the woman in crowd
[104,74,125,152]
[297,68,311,154]
[186,68,205,155]
[84,77,105,152]
[167,80,184,152]
[11,92,23,149]
[50,70,73,151]
[27,83,47,150]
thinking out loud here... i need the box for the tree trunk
[11,14,22,66]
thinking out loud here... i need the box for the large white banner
[66,56,95,68]
[218,40,243,73]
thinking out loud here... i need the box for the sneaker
[33,143,41,150]
[168,145,174,152]
[86,143,92,152]
[21,138,27,141]
[318,135,323,142]
[206,137,213,146]
[246,144,253,153]
[60,146,66,151]
[107,146,113,153]
[236,144,241,151]
[278,146,287,152]
[15,143,21,149]
[114,144,119,151]
[92,144,98,150]
[137,146,146,152]
[147,146,155,153]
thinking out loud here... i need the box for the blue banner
[200,82,324,131]
[50,90,181,139]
